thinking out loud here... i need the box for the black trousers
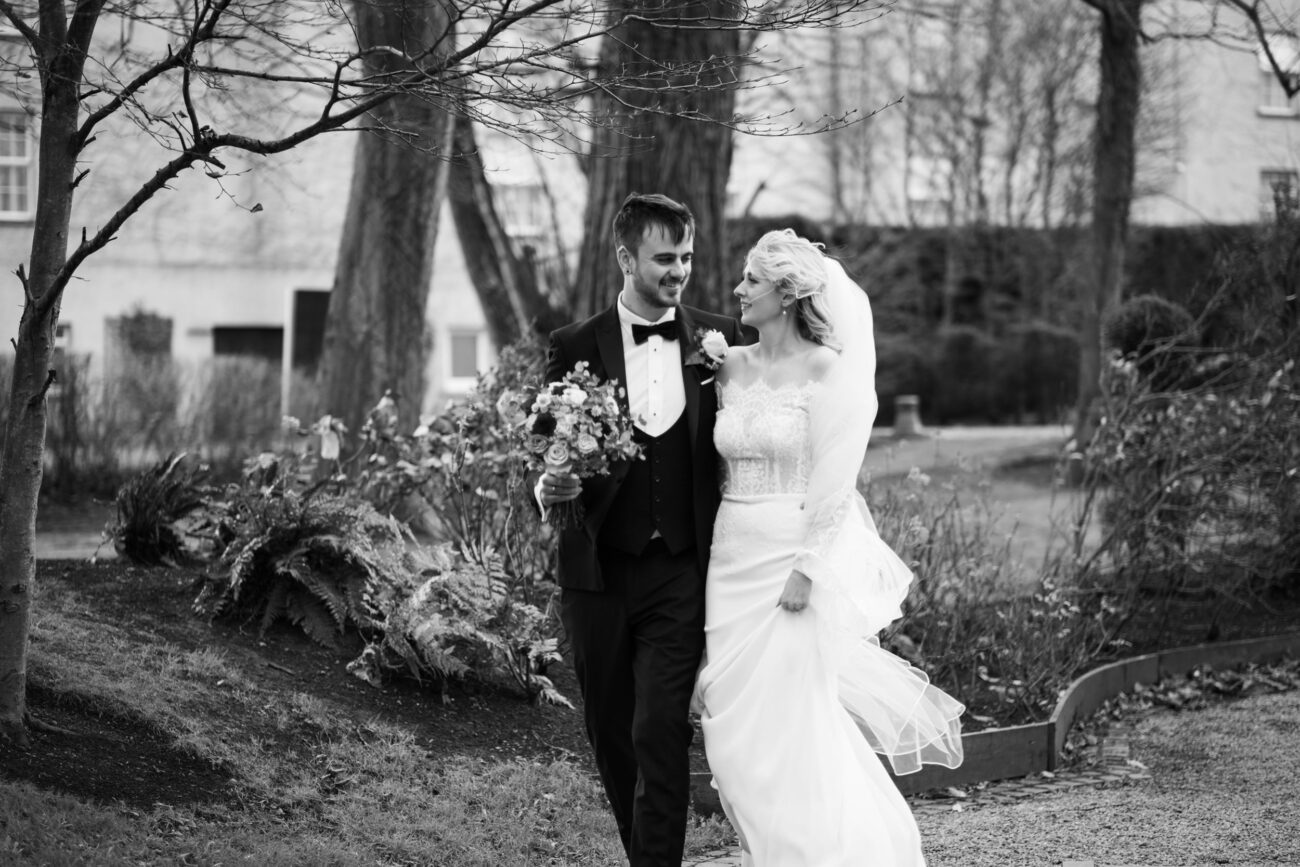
[560,540,706,867]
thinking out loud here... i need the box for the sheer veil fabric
[793,257,965,776]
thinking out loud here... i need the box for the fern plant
[107,452,208,565]
[357,542,570,707]
[195,405,570,706]
[193,453,417,648]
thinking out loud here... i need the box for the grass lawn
[0,561,732,866]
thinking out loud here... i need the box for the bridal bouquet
[498,361,643,528]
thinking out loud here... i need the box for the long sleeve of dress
[791,276,913,635]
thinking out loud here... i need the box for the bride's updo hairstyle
[745,229,841,351]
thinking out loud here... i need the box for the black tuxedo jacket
[545,303,745,591]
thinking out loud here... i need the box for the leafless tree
[1070,0,1144,454]
[0,0,887,746]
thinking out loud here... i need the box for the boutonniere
[684,328,729,372]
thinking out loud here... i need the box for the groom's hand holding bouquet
[500,361,643,528]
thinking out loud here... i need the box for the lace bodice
[715,379,818,496]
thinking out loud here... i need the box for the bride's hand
[777,571,812,612]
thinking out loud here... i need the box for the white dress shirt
[617,295,686,437]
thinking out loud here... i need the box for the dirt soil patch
[3,560,609,810]
[8,686,238,811]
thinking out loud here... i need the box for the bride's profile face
[733,268,782,325]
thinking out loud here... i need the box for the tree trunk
[573,0,743,319]
[448,115,563,349]
[316,0,454,432]
[0,17,101,745]
[1073,0,1141,456]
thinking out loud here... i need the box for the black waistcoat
[597,412,696,556]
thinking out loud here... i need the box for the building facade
[3,1,1297,421]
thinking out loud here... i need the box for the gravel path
[918,690,1300,866]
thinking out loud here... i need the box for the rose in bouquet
[498,361,643,528]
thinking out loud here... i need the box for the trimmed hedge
[712,218,1255,425]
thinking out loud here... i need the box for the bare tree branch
[1224,0,1300,96]
[75,0,234,149]
[0,0,41,51]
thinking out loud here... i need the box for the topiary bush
[1102,293,1199,391]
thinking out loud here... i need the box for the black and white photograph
[0,1,1297,865]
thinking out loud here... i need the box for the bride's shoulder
[802,344,839,382]
[716,344,751,385]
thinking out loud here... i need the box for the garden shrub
[872,333,936,427]
[1190,213,1300,353]
[357,543,569,706]
[191,452,412,649]
[870,467,1114,726]
[929,325,1009,423]
[41,353,132,498]
[1085,349,1298,604]
[179,356,285,479]
[104,353,184,463]
[108,452,207,565]
[186,442,569,704]
[1084,212,1299,611]
[1006,320,1079,424]
[176,339,570,704]
[347,334,556,610]
[1102,293,1199,391]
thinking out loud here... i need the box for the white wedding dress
[697,378,964,867]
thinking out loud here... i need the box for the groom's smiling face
[621,225,694,315]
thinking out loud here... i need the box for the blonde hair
[745,229,841,350]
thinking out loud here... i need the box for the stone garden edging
[887,630,1300,796]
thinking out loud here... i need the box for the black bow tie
[631,320,678,344]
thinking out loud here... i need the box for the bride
[696,229,964,866]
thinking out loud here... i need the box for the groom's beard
[633,273,689,309]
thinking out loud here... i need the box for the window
[1258,36,1300,117]
[1260,169,1299,221]
[290,288,330,372]
[1259,69,1298,116]
[213,326,284,361]
[0,111,33,219]
[449,330,481,380]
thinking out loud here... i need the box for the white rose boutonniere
[686,328,729,372]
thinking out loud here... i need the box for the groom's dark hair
[613,193,694,256]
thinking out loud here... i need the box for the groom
[539,193,744,867]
